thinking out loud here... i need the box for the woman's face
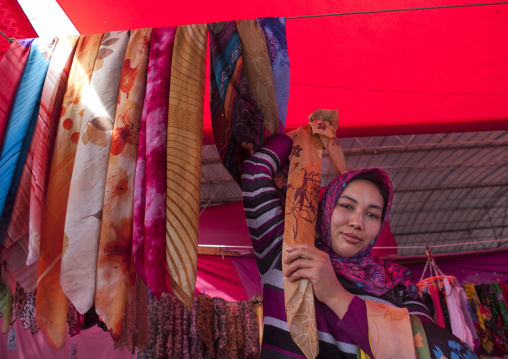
[330,180,384,258]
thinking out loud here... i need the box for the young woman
[241,134,477,358]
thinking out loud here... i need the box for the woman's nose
[349,212,363,229]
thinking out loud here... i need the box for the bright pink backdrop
[55,0,508,143]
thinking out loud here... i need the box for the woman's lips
[341,232,362,244]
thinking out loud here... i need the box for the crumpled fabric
[113,274,149,351]
[67,302,83,337]
[239,300,260,359]
[213,297,227,358]
[190,296,206,359]
[209,21,271,186]
[197,294,215,358]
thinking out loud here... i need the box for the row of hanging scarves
[0,18,290,350]
[416,248,508,356]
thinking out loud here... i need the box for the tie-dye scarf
[316,168,419,298]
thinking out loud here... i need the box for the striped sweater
[241,134,433,358]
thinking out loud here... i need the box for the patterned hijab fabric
[95,28,151,339]
[0,38,56,243]
[0,39,33,146]
[61,31,130,315]
[316,168,419,298]
[36,33,103,350]
[165,24,208,309]
[256,17,290,133]
[27,36,79,266]
[209,21,271,185]
[132,26,176,298]
[281,110,346,359]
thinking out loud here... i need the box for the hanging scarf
[281,109,346,359]
[0,38,56,240]
[316,168,419,298]
[0,39,33,146]
[94,28,151,339]
[256,17,290,133]
[209,21,271,185]
[132,26,176,298]
[236,19,279,136]
[36,33,103,350]
[27,36,79,266]
[60,31,130,315]
[165,24,207,309]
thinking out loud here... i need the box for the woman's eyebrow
[340,195,382,212]
[339,195,357,203]
[368,204,383,212]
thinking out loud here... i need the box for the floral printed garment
[94,28,151,340]
[61,31,129,315]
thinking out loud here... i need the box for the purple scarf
[316,168,419,298]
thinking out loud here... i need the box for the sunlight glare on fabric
[17,0,79,37]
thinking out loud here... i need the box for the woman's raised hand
[284,243,355,318]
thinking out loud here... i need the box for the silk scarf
[0,38,56,241]
[236,19,279,136]
[0,39,33,146]
[281,110,346,359]
[61,31,129,315]
[132,26,176,298]
[165,24,208,309]
[95,28,151,339]
[209,21,271,185]
[256,17,290,133]
[1,38,71,294]
[26,36,79,266]
[36,33,103,350]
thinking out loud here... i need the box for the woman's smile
[340,232,362,245]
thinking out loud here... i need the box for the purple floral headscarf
[316,168,419,298]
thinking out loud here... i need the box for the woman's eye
[367,212,379,219]
[340,204,353,210]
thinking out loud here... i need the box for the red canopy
[56,0,508,141]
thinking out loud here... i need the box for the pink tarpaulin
[55,0,508,142]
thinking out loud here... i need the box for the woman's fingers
[287,268,312,282]
[284,258,314,277]
[285,244,326,264]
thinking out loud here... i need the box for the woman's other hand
[284,243,355,318]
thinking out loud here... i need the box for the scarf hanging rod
[198,237,508,251]
[286,2,508,19]
[0,30,14,44]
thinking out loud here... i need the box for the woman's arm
[241,134,293,275]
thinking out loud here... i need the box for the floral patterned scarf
[316,168,419,298]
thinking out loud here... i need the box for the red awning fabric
[0,0,37,61]
[55,0,508,141]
